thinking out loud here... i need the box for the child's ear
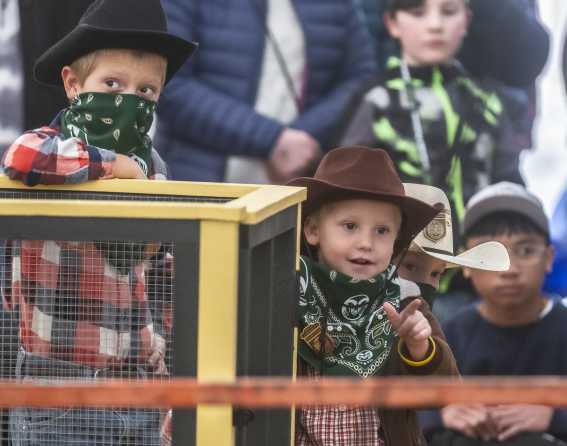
[61,66,81,100]
[384,12,401,40]
[462,266,471,279]
[303,216,320,247]
[465,7,473,33]
[545,244,555,274]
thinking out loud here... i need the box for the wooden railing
[2,376,567,408]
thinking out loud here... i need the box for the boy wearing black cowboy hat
[288,146,458,446]
[0,1,196,445]
[3,0,196,184]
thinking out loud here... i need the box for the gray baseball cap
[463,182,549,236]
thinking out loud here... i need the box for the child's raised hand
[383,299,432,361]
[111,154,147,179]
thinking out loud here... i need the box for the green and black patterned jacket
[339,57,524,225]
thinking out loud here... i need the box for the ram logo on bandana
[297,256,401,378]
[356,350,374,363]
[341,294,370,323]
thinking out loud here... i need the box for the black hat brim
[34,24,197,87]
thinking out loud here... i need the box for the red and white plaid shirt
[296,365,385,446]
[1,122,168,367]
[2,124,116,186]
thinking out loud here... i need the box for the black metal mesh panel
[0,185,202,446]
[0,240,17,446]
[3,238,176,446]
[0,188,231,203]
[0,187,299,446]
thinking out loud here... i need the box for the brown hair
[385,0,468,15]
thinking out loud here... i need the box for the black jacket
[19,0,93,130]
[460,0,549,88]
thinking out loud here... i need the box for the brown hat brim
[289,176,438,257]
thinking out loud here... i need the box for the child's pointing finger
[383,302,401,329]
[384,299,422,330]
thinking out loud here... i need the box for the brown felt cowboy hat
[34,0,198,87]
[288,146,438,256]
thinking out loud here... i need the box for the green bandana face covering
[60,92,156,176]
[298,256,401,377]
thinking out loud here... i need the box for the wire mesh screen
[1,236,177,446]
[0,184,193,445]
[0,188,231,203]
[0,185,299,446]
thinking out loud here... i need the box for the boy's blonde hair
[70,49,167,85]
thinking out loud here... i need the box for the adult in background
[155,0,377,183]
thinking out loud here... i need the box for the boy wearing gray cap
[420,182,567,446]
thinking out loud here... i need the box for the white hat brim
[420,241,510,271]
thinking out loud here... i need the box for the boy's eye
[441,5,459,16]
[430,270,441,279]
[375,227,389,235]
[515,244,537,258]
[407,6,425,17]
[140,86,155,95]
[104,79,120,89]
[402,262,417,273]
[343,222,357,231]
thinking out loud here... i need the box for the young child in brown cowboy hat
[288,145,458,446]
[398,183,510,305]
[1,1,196,445]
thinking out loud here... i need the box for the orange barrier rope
[2,376,567,408]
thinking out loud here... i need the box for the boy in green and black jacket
[340,0,524,228]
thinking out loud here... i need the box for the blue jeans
[10,351,160,446]
[10,406,160,446]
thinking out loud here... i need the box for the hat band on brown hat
[288,145,438,256]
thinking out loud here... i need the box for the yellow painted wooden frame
[0,177,305,446]
[0,177,305,225]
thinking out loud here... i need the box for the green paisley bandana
[298,256,401,378]
[60,92,156,176]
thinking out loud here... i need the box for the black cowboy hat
[34,0,197,86]
[288,145,438,257]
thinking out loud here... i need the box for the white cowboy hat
[403,183,510,271]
